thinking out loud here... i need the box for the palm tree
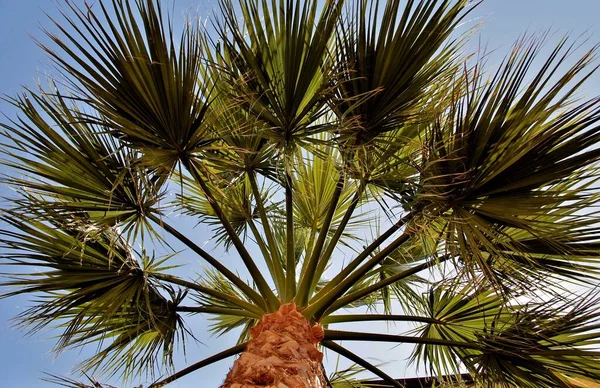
[3,0,600,386]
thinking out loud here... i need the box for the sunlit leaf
[1,90,164,240]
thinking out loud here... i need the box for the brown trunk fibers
[222,302,326,388]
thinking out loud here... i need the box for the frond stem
[321,314,443,325]
[284,170,296,301]
[145,216,265,309]
[312,180,366,291]
[321,341,403,388]
[148,342,248,387]
[304,212,415,319]
[176,305,260,319]
[313,211,412,300]
[151,273,264,316]
[185,161,280,310]
[247,218,283,295]
[323,330,482,350]
[248,171,286,294]
[296,174,345,305]
[324,254,453,316]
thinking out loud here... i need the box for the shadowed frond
[42,0,213,171]
[464,293,600,387]
[416,35,600,290]
[331,0,473,147]
[65,286,188,380]
[0,211,187,379]
[406,282,600,387]
[198,48,281,178]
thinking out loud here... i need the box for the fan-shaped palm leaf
[1,90,164,240]
[0,210,186,379]
[216,0,343,145]
[417,36,600,289]
[409,282,513,377]
[331,0,472,146]
[42,0,213,171]
[465,294,600,387]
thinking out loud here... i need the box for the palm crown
[3,0,600,387]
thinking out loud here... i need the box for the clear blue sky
[0,0,599,387]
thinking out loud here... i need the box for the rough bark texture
[222,302,326,388]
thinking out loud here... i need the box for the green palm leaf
[216,0,343,146]
[1,90,164,240]
[177,174,264,248]
[465,294,600,387]
[416,36,600,289]
[42,373,118,388]
[0,211,186,379]
[410,282,513,377]
[42,0,213,171]
[331,0,472,145]
[190,268,259,343]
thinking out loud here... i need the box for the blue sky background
[1,0,600,387]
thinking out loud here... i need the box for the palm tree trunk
[222,302,327,388]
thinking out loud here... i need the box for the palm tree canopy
[2,0,600,386]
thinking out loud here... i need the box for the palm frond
[42,373,118,388]
[328,362,368,388]
[1,90,164,241]
[42,0,213,172]
[66,286,188,380]
[294,146,371,249]
[0,211,187,379]
[332,257,426,316]
[464,292,600,387]
[409,282,513,378]
[331,0,473,146]
[215,0,343,148]
[198,48,281,178]
[416,35,600,290]
[176,174,267,249]
[190,268,259,343]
